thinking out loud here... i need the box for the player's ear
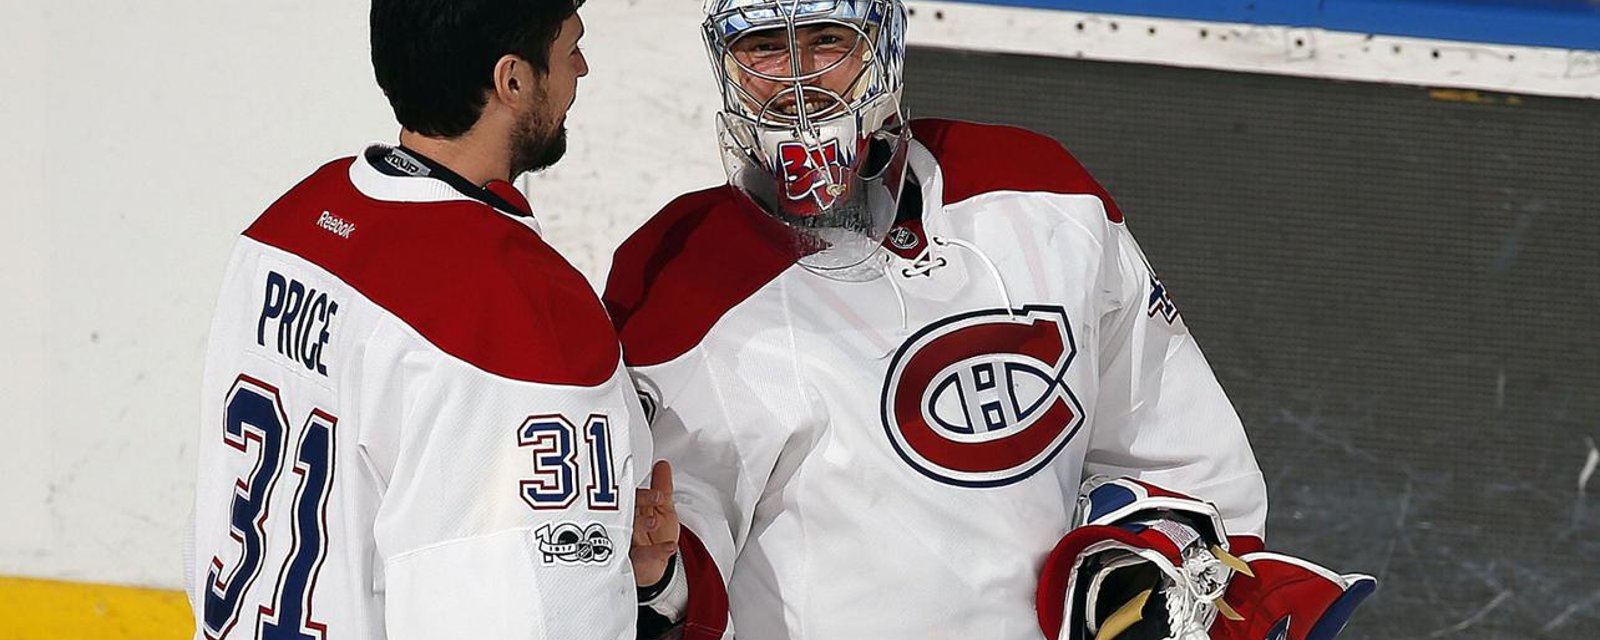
[490,54,533,107]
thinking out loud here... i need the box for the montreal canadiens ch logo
[880,306,1084,488]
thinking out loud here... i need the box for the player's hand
[632,460,680,587]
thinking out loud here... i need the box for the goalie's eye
[808,28,856,50]
[732,33,789,61]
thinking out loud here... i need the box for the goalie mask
[703,0,911,273]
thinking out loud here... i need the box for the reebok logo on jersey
[535,522,615,566]
[881,306,1085,487]
[317,211,356,239]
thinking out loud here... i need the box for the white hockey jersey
[189,146,648,640]
[605,120,1267,639]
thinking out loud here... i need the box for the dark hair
[371,0,585,137]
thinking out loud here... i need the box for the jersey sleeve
[628,337,804,638]
[604,186,801,638]
[1079,219,1269,540]
[360,317,644,639]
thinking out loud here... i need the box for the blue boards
[945,0,1600,50]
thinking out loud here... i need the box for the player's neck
[397,129,512,187]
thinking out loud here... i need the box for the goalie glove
[1207,552,1375,640]
[1038,477,1250,640]
[1036,478,1376,640]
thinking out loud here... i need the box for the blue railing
[948,0,1600,50]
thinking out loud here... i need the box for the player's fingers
[652,460,674,496]
[650,501,677,529]
[630,540,677,566]
[633,509,663,543]
[645,540,679,559]
[635,486,662,507]
[637,515,663,540]
[630,543,674,587]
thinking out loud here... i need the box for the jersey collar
[348,144,538,224]
[881,138,946,258]
[904,136,946,220]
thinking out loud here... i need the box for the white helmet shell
[703,0,911,273]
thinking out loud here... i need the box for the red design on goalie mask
[777,140,847,212]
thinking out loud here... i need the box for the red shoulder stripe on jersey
[245,157,620,386]
[605,122,1121,368]
[677,526,730,640]
[908,118,1125,223]
[603,185,800,368]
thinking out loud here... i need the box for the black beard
[509,111,568,177]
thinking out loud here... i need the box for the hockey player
[606,1,1372,639]
[187,2,656,638]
